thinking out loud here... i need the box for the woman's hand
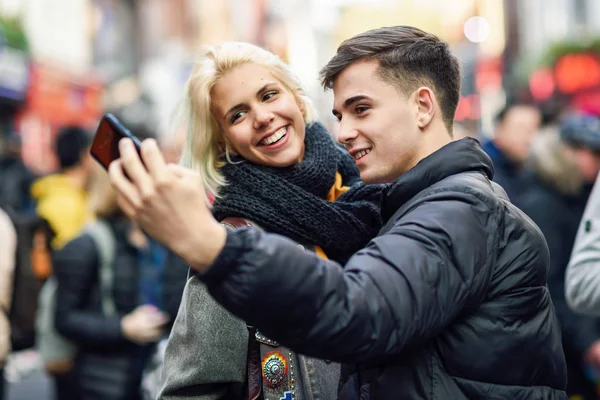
[108,138,226,272]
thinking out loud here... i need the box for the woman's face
[211,63,306,167]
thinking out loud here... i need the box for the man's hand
[108,138,226,272]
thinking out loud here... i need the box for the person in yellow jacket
[31,126,94,251]
[31,126,94,400]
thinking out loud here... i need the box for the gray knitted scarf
[212,122,383,263]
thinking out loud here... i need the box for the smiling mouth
[354,149,371,161]
[259,126,288,146]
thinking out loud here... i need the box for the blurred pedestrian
[52,166,177,400]
[482,103,542,206]
[0,120,36,213]
[519,114,600,399]
[0,207,17,400]
[32,126,95,400]
[564,115,600,317]
[31,126,94,251]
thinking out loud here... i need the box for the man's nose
[337,123,359,145]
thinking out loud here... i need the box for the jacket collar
[381,137,494,223]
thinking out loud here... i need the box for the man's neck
[412,128,453,171]
[62,167,87,190]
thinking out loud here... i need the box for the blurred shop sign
[0,17,30,102]
[0,47,29,101]
[15,63,102,173]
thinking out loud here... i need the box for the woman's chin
[254,151,303,168]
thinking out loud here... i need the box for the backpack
[0,207,54,351]
[36,219,117,373]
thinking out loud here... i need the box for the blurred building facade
[1,0,600,172]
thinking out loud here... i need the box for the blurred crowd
[0,111,190,400]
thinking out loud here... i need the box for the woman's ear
[296,95,306,117]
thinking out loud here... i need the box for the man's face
[332,60,422,184]
[496,106,541,163]
[572,147,600,183]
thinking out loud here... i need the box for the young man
[482,103,542,206]
[110,26,568,399]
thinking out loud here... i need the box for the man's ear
[415,87,436,130]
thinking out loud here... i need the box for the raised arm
[202,196,493,364]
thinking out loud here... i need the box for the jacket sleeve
[566,172,600,316]
[201,195,493,364]
[526,198,600,353]
[54,234,126,347]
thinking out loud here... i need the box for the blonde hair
[178,42,315,204]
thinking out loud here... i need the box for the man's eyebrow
[343,95,371,109]
[332,95,371,116]
[223,83,278,121]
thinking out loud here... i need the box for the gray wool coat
[158,273,341,400]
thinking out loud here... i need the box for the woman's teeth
[354,149,371,160]
[261,127,287,145]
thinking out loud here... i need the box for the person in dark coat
[109,26,568,399]
[519,115,600,399]
[53,168,188,400]
[482,103,541,207]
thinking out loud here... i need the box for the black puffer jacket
[201,138,568,399]
[54,216,189,400]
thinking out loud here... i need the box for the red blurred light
[529,68,555,101]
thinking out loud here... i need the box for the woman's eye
[263,91,278,101]
[230,111,245,124]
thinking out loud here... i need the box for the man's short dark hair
[494,102,538,124]
[320,26,461,133]
[55,126,91,169]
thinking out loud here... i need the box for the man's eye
[355,106,369,115]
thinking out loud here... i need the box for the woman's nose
[253,108,275,129]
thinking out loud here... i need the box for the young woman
[159,42,382,400]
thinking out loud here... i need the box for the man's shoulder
[415,172,499,211]
[381,172,499,231]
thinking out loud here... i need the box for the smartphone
[90,113,143,170]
